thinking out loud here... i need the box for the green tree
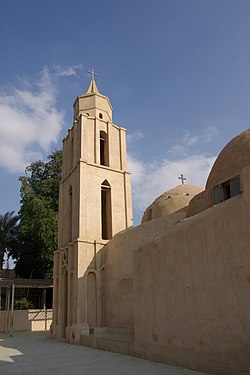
[0,211,19,276]
[12,150,62,279]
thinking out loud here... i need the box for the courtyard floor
[0,331,211,375]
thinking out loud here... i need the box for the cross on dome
[178,174,187,184]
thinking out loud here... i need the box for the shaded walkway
[0,332,210,375]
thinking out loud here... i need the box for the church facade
[52,77,250,375]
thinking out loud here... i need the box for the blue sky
[0,0,250,225]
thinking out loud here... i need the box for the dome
[141,184,203,223]
[206,128,250,189]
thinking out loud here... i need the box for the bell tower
[52,72,133,343]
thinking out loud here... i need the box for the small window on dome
[213,175,241,205]
[230,176,241,197]
[148,209,152,221]
[213,185,222,204]
[99,113,103,119]
[222,180,230,200]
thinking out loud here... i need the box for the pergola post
[5,286,11,333]
[10,283,15,337]
[0,277,53,334]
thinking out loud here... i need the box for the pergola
[0,278,53,336]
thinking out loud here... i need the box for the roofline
[73,92,113,111]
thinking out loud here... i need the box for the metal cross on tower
[88,68,99,81]
[178,174,187,184]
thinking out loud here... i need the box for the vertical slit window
[101,180,112,240]
[100,131,109,167]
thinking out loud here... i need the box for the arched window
[100,131,109,167]
[101,180,112,240]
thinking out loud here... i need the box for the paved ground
[0,331,211,375]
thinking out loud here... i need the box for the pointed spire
[86,78,100,94]
[87,68,100,94]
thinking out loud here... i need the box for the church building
[52,76,250,375]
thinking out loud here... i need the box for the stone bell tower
[52,71,133,343]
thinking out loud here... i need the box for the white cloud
[128,153,216,214]
[127,154,145,185]
[127,130,144,143]
[54,64,83,77]
[0,67,64,173]
[183,131,199,146]
[168,126,218,157]
[202,125,218,143]
[127,125,218,222]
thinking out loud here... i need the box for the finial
[178,174,187,184]
[88,68,98,81]
[86,68,100,94]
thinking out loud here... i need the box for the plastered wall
[132,167,250,375]
[0,309,52,333]
[104,210,187,329]
[102,165,250,375]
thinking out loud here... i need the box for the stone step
[80,327,134,356]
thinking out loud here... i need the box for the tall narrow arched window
[100,131,109,167]
[101,180,112,240]
[68,185,73,242]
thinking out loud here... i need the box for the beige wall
[132,166,250,375]
[0,309,52,333]
[104,210,187,329]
